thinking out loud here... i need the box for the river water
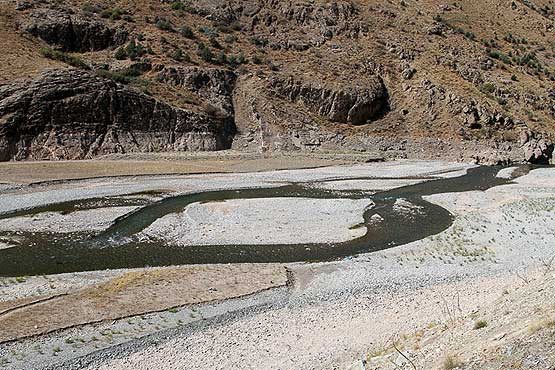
[0,165,532,276]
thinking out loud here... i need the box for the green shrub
[198,26,217,37]
[215,51,227,64]
[114,40,148,60]
[100,8,125,20]
[209,36,222,49]
[95,66,143,84]
[40,48,90,69]
[481,83,496,93]
[197,43,214,62]
[224,35,237,44]
[171,48,189,62]
[114,47,127,60]
[488,49,512,65]
[249,36,269,47]
[155,18,173,31]
[82,3,102,13]
[474,320,488,329]
[126,40,147,60]
[180,26,194,39]
[171,1,186,11]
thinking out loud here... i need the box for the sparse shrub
[115,40,148,61]
[251,55,262,64]
[82,3,102,13]
[198,26,217,37]
[249,36,269,47]
[114,47,127,60]
[231,21,243,31]
[179,25,194,39]
[224,34,237,43]
[171,1,186,11]
[155,18,173,32]
[100,8,125,20]
[443,354,462,370]
[40,48,90,69]
[268,60,279,71]
[95,66,143,84]
[197,43,214,63]
[481,83,496,93]
[474,319,488,329]
[215,51,227,65]
[171,48,189,62]
[209,35,222,49]
[465,31,476,40]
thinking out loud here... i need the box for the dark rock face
[268,75,388,125]
[22,9,127,52]
[156,66,237,118]
[0,70,234,161]
[520,131,554,164]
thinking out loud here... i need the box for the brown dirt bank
[0,264,287,343]
[0,152,374,184]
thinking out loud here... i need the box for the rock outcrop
[520,131,554,164]
[0,69,234,161]
[21,9,127,52]
[187,0,364,48]
[268,75,388,125]
[156,66,237,118]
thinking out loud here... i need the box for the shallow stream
[0,165,532,276]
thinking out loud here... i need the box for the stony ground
[0,160,553,370]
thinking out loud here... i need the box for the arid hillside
[0,0,554,163]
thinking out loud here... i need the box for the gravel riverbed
[1,160,553,370]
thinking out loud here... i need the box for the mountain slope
[0,0,554,162]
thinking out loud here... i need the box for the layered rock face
[21,9,127,52]
[0,70,234,161]
[268,75,388,125]
[156,66,237,118]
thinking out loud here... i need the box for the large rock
[268,74,388,125]
[520,131,554,164]
[0,69,234,161]
[21,9,127,52]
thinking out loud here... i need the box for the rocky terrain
[0,0,554,163]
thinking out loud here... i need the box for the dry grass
[0,264,287,342]
[442,354,463,370]
[0,4,65,83]
[0,155,349,184]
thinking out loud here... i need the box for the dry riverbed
[0,159,553,370]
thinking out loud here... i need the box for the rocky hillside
[0,0,554,163]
